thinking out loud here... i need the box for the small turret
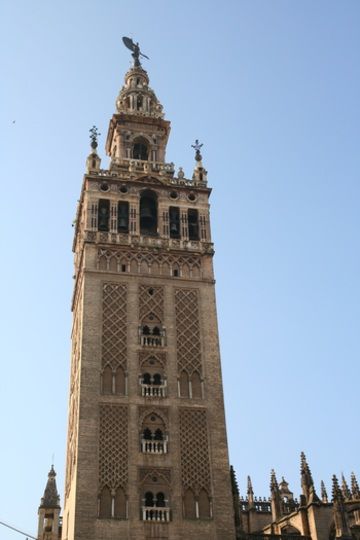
[37,466,61,540]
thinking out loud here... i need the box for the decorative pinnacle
[321,480,328,503]
[270,469,279,492]
[332,474,344,503]
[341,474,351,500]
[191,139,203,162]
[247,475,254,495]
[89,125,100,150]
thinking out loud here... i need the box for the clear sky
[1,1,359,538]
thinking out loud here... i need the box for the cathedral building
[36,46,359,540]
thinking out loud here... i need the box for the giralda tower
[62,42,235,540]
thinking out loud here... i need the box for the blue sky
[1,1,359,538]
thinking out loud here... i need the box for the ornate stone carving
[99,404,128,491]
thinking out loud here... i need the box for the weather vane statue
[122,36,149,67]
[191,139,203,162]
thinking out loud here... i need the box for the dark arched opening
[140,190,157,235]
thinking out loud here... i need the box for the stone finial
[321,480,328,503]
[86,126,101,173]
[341,474,351,500]
[351,472,360,499]
[40,465,61,508]
[191,140,207,184]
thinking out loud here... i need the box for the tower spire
[37,466,61,540]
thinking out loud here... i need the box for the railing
[140,335,165,347]
[142,506,170,522]
[249,535,310,540]
[141,383,166,397]
[141,438,168,454]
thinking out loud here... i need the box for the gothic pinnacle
[341,474,351,500]
[332,474,344,503]
[351,472,360,499]
[321,480,328,503]
[270,469,279,492]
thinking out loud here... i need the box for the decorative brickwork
[97,247,201,279]
[175,288,202,375]
[99,404,128,492]
[179,408,211,495]
[139,285,164,322]
[102,283,127,370]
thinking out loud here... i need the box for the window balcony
[141,437,168,454]
[142,506,170,522]
[141,382,167,397]
[140,335,165,347]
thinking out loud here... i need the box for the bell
[140,206,153,219]
[170,222,178,233]
[118,217,127,229]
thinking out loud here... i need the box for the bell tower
[62,44,235,540]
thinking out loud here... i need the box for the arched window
[98,199,110,232]
[184,488,196,519]
[136,95,143,110]
[115,367,125,395]
[152,326,160,336]
[153,373,162,385]
[133,137,148,160]
[143,428,152,440]
[114,488,126,519]
[179,371,190,398]
[142,325,150,335]
[154,428,163,440]
[99,486,112,518]
[142,372,151,385]
[191,371,202,399]
[140,190,157,235]
[145,492,154,507]
[156,492,166,507]
[198,489,211,519]
[102,366,113,394]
